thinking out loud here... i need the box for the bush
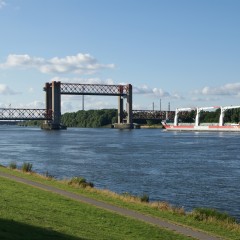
[22,162,33,172]
[140,194,149,203]
[68,177,94,188]
[9,161,17,169]
[45,171,55,180]
[192,208,236,223]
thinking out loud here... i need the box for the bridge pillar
[45,82,52,114]
[52,81,61,127]
[42,81,66,130]
[118,96,123,124]
[126,84,133,125]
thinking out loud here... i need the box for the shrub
[192,208,236,223]
[45,171,55,180]
[140,194,149,203]
[22,162,33,172]
[9,161,17,169]
[150,201,185,215]
[68,177,94,188]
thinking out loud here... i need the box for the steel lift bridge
[42,81,133,129]
[0,81,174,129]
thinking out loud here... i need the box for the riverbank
[0,165,239,239]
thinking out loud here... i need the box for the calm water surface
[0,126,239,220]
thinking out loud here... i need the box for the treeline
[61,109,118,127]
[19,108,240,128]
[179,108,240,123]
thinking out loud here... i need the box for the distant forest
[61,109,117,127]
[20,108,240,128]
[178,108,240,124]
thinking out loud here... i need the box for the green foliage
[21,162,33,172]
[9,161,17,169]
[140,194,150,203]
[61,109,117,128]
[68,176,94,188]
[121,192,150,203]
[146,119,161,125]
[0,177,188,240]
[192,208,237,223]
[45,171,55,179]
[18,120,43,127]
[179,108,240,123]
[1,166,240,239]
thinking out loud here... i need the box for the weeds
[9,161,17,169]
[68,176,94,188]
[21,162,33,172]
[150,201,185,215]
[45,171,55,180]
[191,208,237,223]
[140,194,149,203]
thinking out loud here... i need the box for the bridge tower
[42,81,65,130]
[42,81,133,130]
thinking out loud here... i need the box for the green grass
[0,175,190,240]
[1,166,239,239]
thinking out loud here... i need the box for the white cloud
[133,84,182,99]
[25,101,45,109]
[0,0,6,9]
[28,87,34,93]
[51,77,114,85]
[0,84,19,95]
[0,53,115,75]
[194,82,240,96]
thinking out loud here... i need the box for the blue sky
[0,0,240,112]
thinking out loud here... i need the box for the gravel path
[0,171,223,240]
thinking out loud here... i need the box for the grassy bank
[0,176,190,240]
[0,166,239,239]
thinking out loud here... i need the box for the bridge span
[0,108,175,121]
[0,81,177,129]
[0,108,52,121]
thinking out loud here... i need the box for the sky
[0,0,240,112]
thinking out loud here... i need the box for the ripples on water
[0,126,239,220]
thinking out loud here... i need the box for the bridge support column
[52,81,61,127]
[114,84,133,129]
[118,96,123,124]
[42,81,66,130]
[45,82,52,115]
[126,84,133,125]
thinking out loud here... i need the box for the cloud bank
[50,77,114,85]
[0,0,6,9]
[0,84,19,95]
[194,82,240,97]
[134,85,183,99]
[0,53,115,75]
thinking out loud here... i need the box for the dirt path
[0,171,223,240]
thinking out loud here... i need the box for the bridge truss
[0,108,52,120]
[60,83,129,96]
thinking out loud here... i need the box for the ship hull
[162,124,240,132]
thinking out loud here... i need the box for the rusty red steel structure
[0,81,180,124]
[43,81,133,129]
[60,83,130,96]
[0,108,52,120]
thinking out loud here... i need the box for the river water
[0,126,239,220]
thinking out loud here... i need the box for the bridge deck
[0,108,52,121]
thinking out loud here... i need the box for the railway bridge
[0,81,175,129]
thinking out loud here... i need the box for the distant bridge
[0,108,175,121]
[0,81,180,128]
[0,108,52,121]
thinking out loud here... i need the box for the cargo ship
[162,105,240,132]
